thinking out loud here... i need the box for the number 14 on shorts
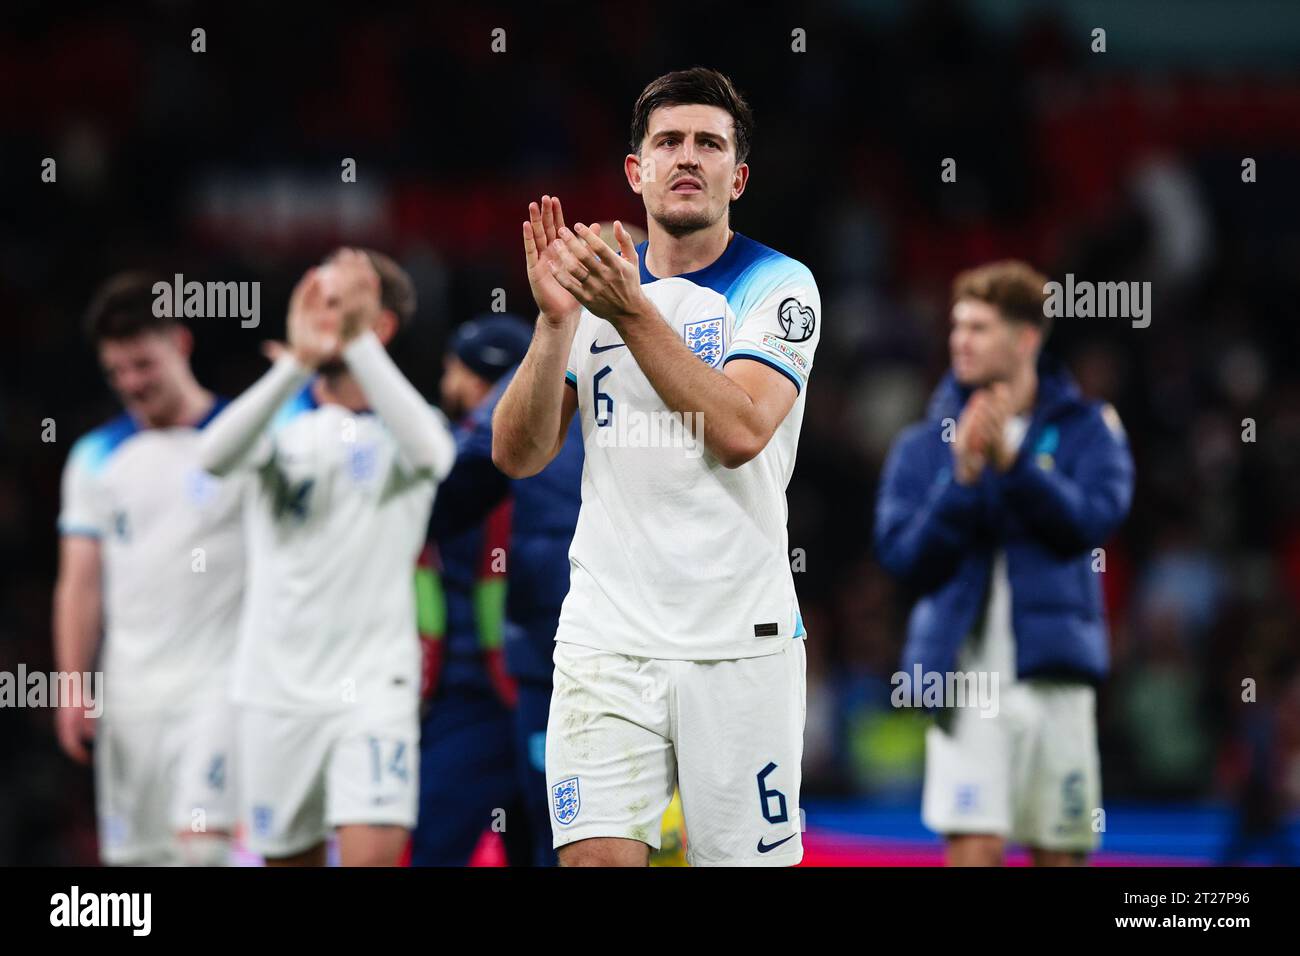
[368,737,409,784]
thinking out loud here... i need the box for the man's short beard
[442,396,467,421]
[956,367,1011,390]
[318,357,347,377]
[652,204,721,238]
[134,389,179,428]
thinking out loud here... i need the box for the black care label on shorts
[754,623,779,637]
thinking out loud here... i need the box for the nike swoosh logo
[756,833,797,854]
[590,341,626,354]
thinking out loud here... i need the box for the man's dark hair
[324,248,417,327]
[83,271,176,346]
[630,67,754,165]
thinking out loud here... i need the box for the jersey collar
[637,231,747,287]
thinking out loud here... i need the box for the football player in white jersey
[54,273,245,865]
[198,249,455,867]
[493,68,820,866]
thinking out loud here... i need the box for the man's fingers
[551,196,568,237]
[359,252,379,288]
[523,219,540,270]
[614,220,639,265]
[573,223,623,278]
[334,249,378,296]
[551,237,589,282]
[301,272,323,310]
[562,226,607,278]
[314,302,343,334]
[977,424,1003,455]
[970,407,998,437]
[964,414,997,452]
[541,196,558,247]
[549,259,587,300]
[967,399,995,427]
[529,202,548,254]
[59,721,90,765]
[572,222,606,256]
[289,267,317,314]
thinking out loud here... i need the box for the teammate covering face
[198,249,456,867]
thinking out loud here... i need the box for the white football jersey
[231,388,443,715]
[559,232,820,660]
[58,403,246,714]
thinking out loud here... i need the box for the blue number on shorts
[368,737,409,784]
[207,755,225,792]
[1062,770,1085,819]
[388,741,409,783]
[757,762,788,824]
[593,365,614,426]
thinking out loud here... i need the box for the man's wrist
[531,312,579,373]
[280,348,317,377]
[540,305,580,329]
[621,294,655,326]
[535,312,577,346]
[340,307,377,344]
[341,328,383,363]
[608,294,655,336]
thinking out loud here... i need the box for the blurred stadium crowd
[1,1,1298,863]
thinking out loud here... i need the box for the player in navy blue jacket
[424,333,583,867]
[875,260,1133,867]
[411,315,534,866]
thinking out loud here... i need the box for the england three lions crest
[683,317,724,367]
[552,776,581,825]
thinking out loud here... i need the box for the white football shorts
[546,637,806,867]
[922,679,1101,853]
[95,702,236,865]
[237,703,419,859]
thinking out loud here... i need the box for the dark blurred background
[2,0,1299,864]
